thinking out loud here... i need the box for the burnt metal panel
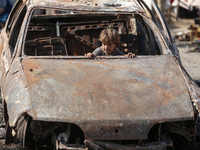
[2,58,31,127]
[21,55,194,140]
[28,0,144,13]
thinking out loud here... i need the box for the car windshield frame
[21,7,170,59]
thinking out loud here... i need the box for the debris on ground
[174,24,200,42]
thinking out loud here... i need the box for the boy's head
[99,28,120,47]
[99,28,120,54]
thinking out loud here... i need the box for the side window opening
[137,0,173,50]
[24,9,161,57]
[135,15,160,55]
[9,6,27,56]
[6,0,24,35]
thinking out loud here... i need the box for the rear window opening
[24,9,161,57]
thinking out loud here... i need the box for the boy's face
[102,42,116,55]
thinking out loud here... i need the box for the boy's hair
[99,28,120,47]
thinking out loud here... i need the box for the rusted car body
[0,0,200,149]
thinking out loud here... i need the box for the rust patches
[21,55,194,124]
[22,59,42,86]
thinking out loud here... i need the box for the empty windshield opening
[24,9,161,57]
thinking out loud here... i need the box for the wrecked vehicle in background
[0,0,200,149]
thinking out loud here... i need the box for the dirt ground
[168,18,200,84]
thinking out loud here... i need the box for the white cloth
[172,0,200,10]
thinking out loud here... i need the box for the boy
[85,28,135,58]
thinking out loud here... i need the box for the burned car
[0,0,200,149]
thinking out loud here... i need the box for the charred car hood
[22,55,194,140]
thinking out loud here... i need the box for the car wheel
[14,115,30,147]
[5,122,12,145]
[4,115,31,149]
[0,103,4,126]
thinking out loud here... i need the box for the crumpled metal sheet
[2,58,31,127]
[18,54,194,140]
[29,0,144,13]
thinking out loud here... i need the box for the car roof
[26,0,145,13]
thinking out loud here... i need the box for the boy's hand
[85,52,94,59]
[126,52,135,58]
